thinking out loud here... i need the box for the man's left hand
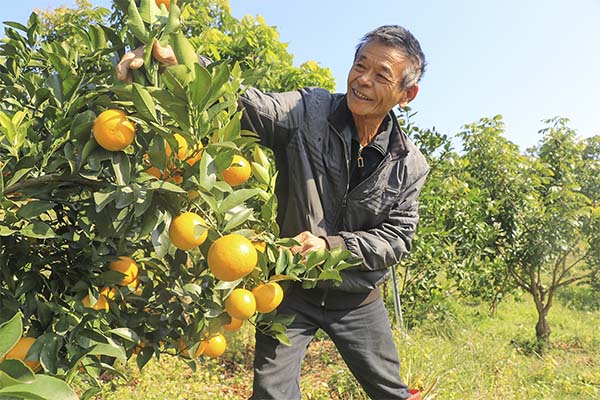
[290,231,328,257]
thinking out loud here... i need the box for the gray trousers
[250,286,412,400]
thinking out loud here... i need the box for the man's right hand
[116,40,178,83]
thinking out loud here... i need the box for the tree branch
[3,173,104,196]
[555,272,595,289]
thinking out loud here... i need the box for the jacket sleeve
[239,87,306,154]
[325,166,429,271]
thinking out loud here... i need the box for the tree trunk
[535,309,551,350]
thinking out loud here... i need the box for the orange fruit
[207,234,257,281]
[222,155,251,186]
[155,0,170,10]
[222,316,243,332]
[252,282,284,313]
[169,212,209,250]
[164,134,202,166]
[225,288,256,320]
[82,287,117,311]
[109,256,139,286]
[4,337,41,371]
[146,166,183,185]
[165,133,188,161]
[202,333,226,358]
[93,109,136,151]
[185,143,203,166]
[128,277,143,296]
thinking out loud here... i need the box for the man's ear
[398,84,419,108]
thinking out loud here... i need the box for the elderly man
[118,24,428,400]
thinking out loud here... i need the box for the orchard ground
[89,288,600,400]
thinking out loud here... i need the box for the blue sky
[3,0,600,151]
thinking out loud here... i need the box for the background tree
[506,118,600,348]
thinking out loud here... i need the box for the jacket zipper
[329,122,351,230]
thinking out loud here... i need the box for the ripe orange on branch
[222,155,251,186]
[82,287,117,311]
[252,281,284,313]
[225,288,256,320]
[3,337,41,371]
[207,234,257,281]
[165,133,203,166]
[202,333,227,358]
[222,316,243,332]
[109,256,139,286]
[169,212,209,250]
[93,109,136,151]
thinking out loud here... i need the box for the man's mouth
[352,88,372,101]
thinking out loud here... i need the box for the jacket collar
[328,95,409,159]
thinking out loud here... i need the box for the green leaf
[70,110,95,143]
[218,189,260,214]
[161,65,190,99]
[138,0,159,24]
[20,221,57,239]
[183,283,203,297]
[161,1,181,39]
[274,332,291,346]
[304,249,328,271]
[93,191,115,214]
[0,225,16,236]
[323,248,352,270]
[38,334,61,375]
[149,180,186,193]
[190,64,211,107]
[127,0,150,44]
[198,151,216,191]
[0,314,23,359]
[220,115,241,142]
[214,279,242,291]
[106,328,139,343]
[275,248,291,275]
[151,90,190,130]
[89,339,126,363]
[0,359,35,387]
[111,152,131,186]
[251,162,270,185]
[15,201,55,219]
[0,374,79,400]
[253,145,271,171]
[136,347,153,370]
[170,32,197,71]
[318,270,342,282]
[223,208,253,232]
[132,83,157,122]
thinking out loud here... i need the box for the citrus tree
[0,1,357,397]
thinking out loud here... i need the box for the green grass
[95,295,600,399]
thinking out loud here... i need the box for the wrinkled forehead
[354,39,408,63]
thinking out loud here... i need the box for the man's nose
[356,71,374,86]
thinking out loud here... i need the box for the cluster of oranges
[93,109,252,188]
[82,256,141,311]
[90,109,280,360]
[177,280,284,359]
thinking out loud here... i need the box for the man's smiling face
[347,40,417,121]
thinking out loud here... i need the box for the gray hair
[355,25,426,89]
